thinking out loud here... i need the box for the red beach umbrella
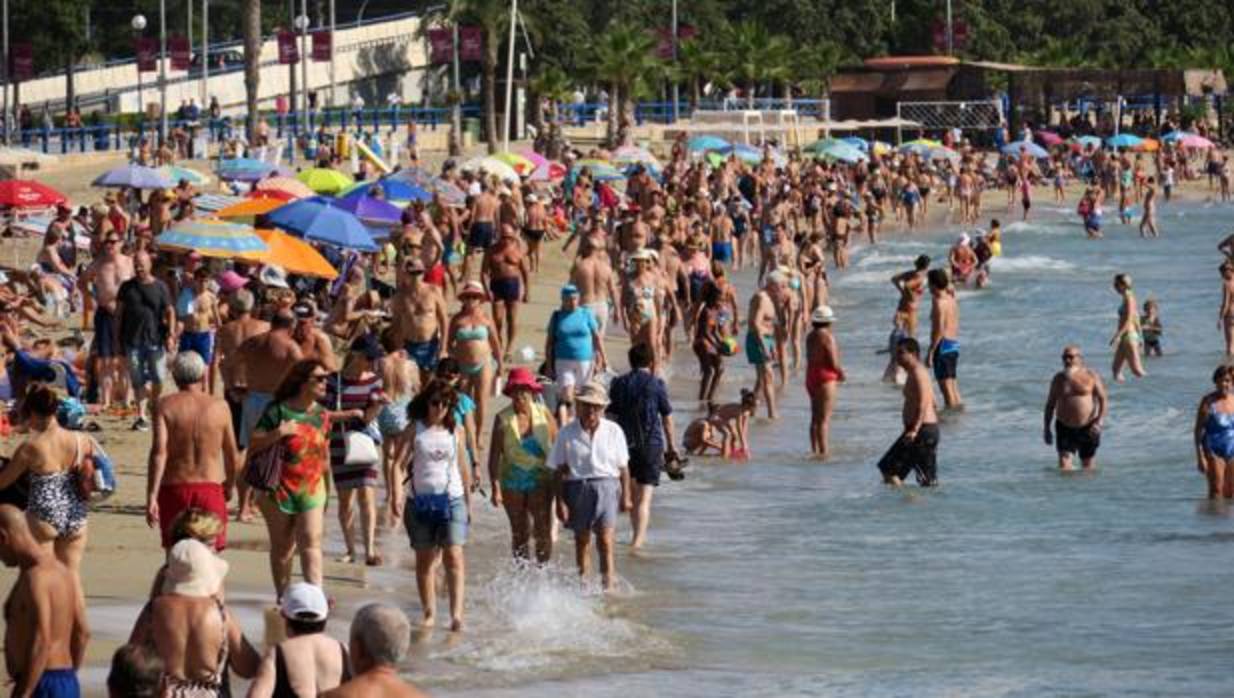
[0,179,67,208]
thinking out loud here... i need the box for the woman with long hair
[1110,273,1147,382]
[404,379,471,631]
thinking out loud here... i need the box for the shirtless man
[746,274,783,419]
[926,268,963,409]
[948,234,978,287]
[147,352,240,550]
[523,193,549,272]
[79,230,133,408]
[877,338,941,487]
[1043,345,1108,470]
[322,604,426,698]
[214,289,268,521]
[482,223,530,359]
[1138,176,1159,238]
[570,238,621,339]
[390,259,449,384]
[234,311,303,456]
[292,300,338,372]
[177,268,222,393]
[0,504,89,698]
[463,181,499,278]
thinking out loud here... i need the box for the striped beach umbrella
[156,219,269,259]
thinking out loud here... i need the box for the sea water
[86,199,1234,696]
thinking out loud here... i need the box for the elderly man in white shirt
[549,380,632,591]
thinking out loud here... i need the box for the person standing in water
[1219,263,1234,357]
[927,268,963,409]
[805,306,844,459]
[890,255,930,338]
[1194,365,1234,499]
[1110,273,1146,382]
[1043,345,1108,470]
[1138,176,1159,238]
[877,338,940,487]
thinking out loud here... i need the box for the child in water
[1141,298,1163,357]
[714,389,758,459]
[683,405,726,457]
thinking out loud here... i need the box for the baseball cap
[280,582,329,622]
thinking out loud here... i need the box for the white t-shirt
[410,421,463,498]
[549,418,629,480]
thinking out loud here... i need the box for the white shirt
[410,421,463,499]
[549,417,629,480]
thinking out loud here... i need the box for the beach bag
[86,436,116,501]
[244,441,285,492]
[338,375,381,466]
[72,434,97,502]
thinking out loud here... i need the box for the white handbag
[337,375,380,466]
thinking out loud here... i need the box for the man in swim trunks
[463,181,499,279]
[746,273,783,419]
[1043,345,1107,470]
[482,223,530,359]
[877,338,940,487]
[390,259,448,385]
[0,504,88,698]
[570,237,620,340]
[926,268,963,409]
[235,310,303,451]
[78,231,133,408]
[147,351,239,549]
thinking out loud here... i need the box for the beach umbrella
[341,177,432,203]
[1179,134,1215,149]
[871,141,894,156]
[388,168,468,206]
[612,145,661,169]
[571,160,624,182]
[214,196,286,220]
[492,151,536,176]
[528,161,567,182]
[516,149,549,170]
[247,188,298,203]
[156,219,269,259]
[265,196,379,252]
[1035,130,1064,146]
[1105,133,1143,149]
[0,179,67,208]
[811,140,868,163]
[900,138,942,151]
[1133,138,1160,152]
[255,176,316,199]
[92,163,173,189]
[705,152,726,168]
[254,229,339,280]
[688,135,730,152]
[1001,140,1048,158]
[1070,135,1102,151]
[461,156,521,181]
[840,136,869,152]
[297,167,355,195]
[215,158,281,182]
[157,165,212,186]
[924,146,961,163]
[331,191,405,227]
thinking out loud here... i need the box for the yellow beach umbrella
[296,167,354,194]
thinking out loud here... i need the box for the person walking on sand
[927,268,963,409]
[116,250,176,432]
[1043,346,1108,471]
[147,351,239,551]
[78,229,133,409]
[551,381,632,591]
[321,604,427,698]
[805,306,844,459]
[215,288,269,522]
[877,338,940,487]
[1110,273,1146,382]
[390,258,449,386]
[0,504,89,698]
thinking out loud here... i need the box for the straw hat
[575,380,610,406]
[163,539,229,598]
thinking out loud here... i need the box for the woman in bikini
[447,281,503,437]
[1110,273,1147,382]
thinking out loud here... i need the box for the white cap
[811,305,835,324]
[259,264,289,289]
[281,582,329,622]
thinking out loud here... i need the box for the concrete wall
[17,15,429,115]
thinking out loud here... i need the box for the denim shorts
[404,496,468,549]
[127,345,167,387]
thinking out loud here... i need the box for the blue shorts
[239,390,274,450]
[31,669,80,698]
[468,221,495,250]
[933,350,958,381]
[745,331,774,366]
[92,308,121,358]
[405,336,440,372]
[563,477,619,535]
[491,276,521,302]
[178,330,215,364]
[126,345,167,387]
[404,496,468,549]
[712,241,733,263]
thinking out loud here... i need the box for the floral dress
[256,402,331,514]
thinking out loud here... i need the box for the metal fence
[895,99,1004,143]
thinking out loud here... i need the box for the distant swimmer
[1109,273,1146,382]
[1043,346,1108,470]
[1194,365,1234,499]
[877,338,939,487]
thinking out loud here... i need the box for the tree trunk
[483,48,498,154]
[65,54,76,119]
[746,83,755,109]
[690,78,699,111]
[618,93,634,146]
[242,0,262,144]
[606,83,619,147]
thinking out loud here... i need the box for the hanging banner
[311,30,332,61]
[135,37,159,72]
[277,31,299,64]
[9,43,33,81]
[655,25,697,60]
[427,28,453,65]
[169,35,191,70]
[459,26,483,62]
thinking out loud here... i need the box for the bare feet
[365,554,384,567]
[420,614,435,628]
[337,553,355,564]
[450,617,463,632]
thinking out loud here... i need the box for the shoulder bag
[339,375,380,466]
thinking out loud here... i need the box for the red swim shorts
[157,482,228,551]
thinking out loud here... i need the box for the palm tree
[676,38,729,110]
[242,0,262,144]
[762,36,794,104]
[528,65,572,159]
[589,23,661,147]
[795,42,846,100]
[725,21,776,109]
[422,0,510,153]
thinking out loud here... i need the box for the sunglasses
[308,373,330,383]
[105,239,120,244]
[429,398,450,408]
[1062,353,1080,360]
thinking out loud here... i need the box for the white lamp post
[295,11,309,132]
[132,14,147,129]
[159,0,168,141]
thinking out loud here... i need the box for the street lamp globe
[294,14,310,31]
[131,14,147,31]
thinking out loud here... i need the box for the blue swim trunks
[178,330,215,364]
[712,241,733,264]
[745,331,775,366]
[405,336,441,373]
[32,669,80,698]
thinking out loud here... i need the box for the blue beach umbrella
[92,164,174,189]
[342,177,432,203]
[1001,140,1048,158]
[265,197,379,252]
[841,136,869,152]
[688,135,730,152]
[1106,133,1143,149]
[215,158,281,182]
[331,191,405,227]
[1071,135,1103,150]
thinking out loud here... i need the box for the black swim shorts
[877,424,940,486]
[1055,420,1100,460]
[933,351,958,381]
